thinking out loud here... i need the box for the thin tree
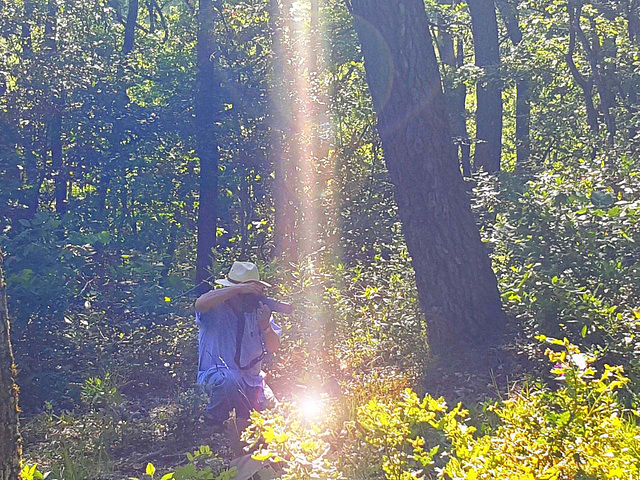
[348,0,504,354]
[45,0,67,214]
[628,0,640,45]
[468,0,503,172]
[98,0,139,217]
[573,1,616,145]
[123,0,139,54]
[0,249,22,480]
[566,2,600,138]
[195,0,221,293]
[21,0,41,218]
[497,0,530,166]
[435,4,471,176]
[269,0,298,261]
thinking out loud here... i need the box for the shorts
[198,365,276,424]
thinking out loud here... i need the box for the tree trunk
[436,11,470,176]
[455,38,471,176]
[21,0,39,217]
[195,0,220,294]
[628,0,640,45]
[45,0,67,214]
[0,249,22,480]
[51,110,66,214]
[269,0,297,261]
[123,0,139,55]
[21,0,33,59]
[497,0,530,165]
[148,0,155,33]
[349,0,504,355]
[468,0,502,172]
[576,10,616,145]
[567,3,600,137]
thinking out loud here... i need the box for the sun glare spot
[299,396,324,420]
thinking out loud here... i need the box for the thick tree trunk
[269,0,297,261]
[468,0,502,172]
[349,0,504,354]
[195,0,220,294]
[0,249,22,480]
[497,0,530,165]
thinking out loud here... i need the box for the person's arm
[257,301,280,353]
[195,282,265,313]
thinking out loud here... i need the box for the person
[194,261,283,430]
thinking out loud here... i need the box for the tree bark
[269,0,298,261]
[456,38,471,176]
[195,0,220,294]
[123,0,139,55]
[627,0,640,45]
[50,110,66,214]
[21,0,33,59]
[468,0,502,172]
[567,3,600,137]
[497,0,530,165]
[0,249,22,480]
[436,10,470,176]
[575,9,616,145]
[148,0,155,33]
[349,0,504,355]
[21,0,39,217]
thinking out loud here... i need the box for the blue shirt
[196,302,282,387]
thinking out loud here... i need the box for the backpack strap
[229,304,266,370]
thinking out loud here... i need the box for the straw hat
[215,261,271,287]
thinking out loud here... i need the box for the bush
[472,160,640,392]
[245,336,640,480]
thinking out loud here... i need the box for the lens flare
[299,396,323,420]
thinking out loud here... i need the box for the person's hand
[257,301,272,330]
[233,282,265,296]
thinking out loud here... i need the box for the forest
[1,0,640,478]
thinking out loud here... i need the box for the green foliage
[80,373,122,410]
[6,0,640,478]
[21,464,47,480]
[473,158,640,390]
[247,337,640,480]
[22,445,235,480]
[129,446,236,480]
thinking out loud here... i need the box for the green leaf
[607,206,621,217]
[161,474,174,480]
[581,325,587,338]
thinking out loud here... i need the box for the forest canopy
[1,0,640,479]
